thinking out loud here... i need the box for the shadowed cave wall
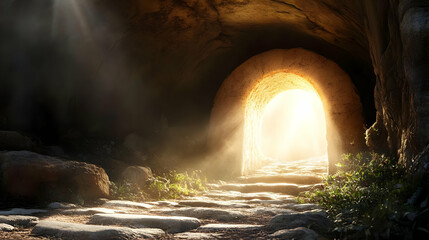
[0,0,427,174]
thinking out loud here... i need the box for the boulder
[269,227,318,240]
[0,131,34,151]
[269,211,333,234]
[32,220,165,239]
[0,151,110,202]
[122,165,153,187]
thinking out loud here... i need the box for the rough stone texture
[62,207,122,215]
[364,0,429,172]
[122,165,153,187]
[47,202,77,209]
[0,215,39,227]
[31,220,165,240]
[211,182,301,195]
[158,207,245,221]
[0,151,110,202]
[269,211,333,234]
[90,213,201,233]
[0,223,14,232]
[269,227,318,240]
[178,200,251,208]
[174,232,223,239]
[198,223,263,231]
[0,208,47,216]
[102,200,153,209]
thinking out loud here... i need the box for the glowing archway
[209,48,366,175]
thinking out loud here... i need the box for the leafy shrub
[110,170,206,201]
[298,152,420,239]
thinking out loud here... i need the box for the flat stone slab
[47,202,77,209]
[204,191,296,201]
[90,213,201,233]
[174,232,223,239]
[32,220,164,239]
[178,200,251,208]
[238,174,322,185]
[62,207,123,215]
[103,200,153,209]
[210,183,301,195]
[148,201,179,207]
[0,208,47,215]
[0,223,15,232]
[158,207,245,221]
[269,227,318,240]
[199,223,263,231]
[0,215,39,227]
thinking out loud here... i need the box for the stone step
[31,220,164,239]
[198,223,264,231]
[203,191,296,201]
[237,174,322,184]
[209,183,313,195]
[90,213,201,233]
[155,207,245,221]
[178,199,251,208]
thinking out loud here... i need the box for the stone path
[0,157,333,239]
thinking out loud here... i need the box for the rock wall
[364,0,429,172]
[1,0,427,173]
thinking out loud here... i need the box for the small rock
[103,200,153,209]
[32,220,164,239]
[269,227,318,240]
[199,223,263,231]
[90,213,201,233]
[269,211,333,234]
[47,202,77,209]
[0,215,39,227]
[174,232,223,239]
[148,201,179,207]
[158,207,245,221]
[0,223,15,232]
[0,208,47,215]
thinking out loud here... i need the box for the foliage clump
[110,170,206,201]
[298,152,423,239]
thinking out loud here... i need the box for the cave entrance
[257,90,327,165]
[209,48,366,176]
[242,73,328,174]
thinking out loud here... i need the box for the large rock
[90,213,201,233]
[0,215,39,227]
[158,207,245,221]
[269,227,318,240]
[0,151,110,202]
[32,220,165,239]
[269,211,333,234]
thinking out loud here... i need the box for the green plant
[298,152,419,239]
[110,170,207,201]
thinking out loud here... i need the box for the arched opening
[242,73,328,174]
[208,48,366,176]
[258,90,327,162]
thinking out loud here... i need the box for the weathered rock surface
[0,208,47,215]
[269,211,333,234]
[0,223,14,232]
[269,227,318,240]
[122,165,153,187]
[158,207,245,221]
[211,183,300,195]
[90,213,201,233]
[178,199,251,208]
[0,215,39,227]
[47,202,77,209]
[174,232,222,239]
[31,220,165,239]
[0,151,110,202]
[103,200,153,209]
[198,223,263,231]
[62,207,122,215]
